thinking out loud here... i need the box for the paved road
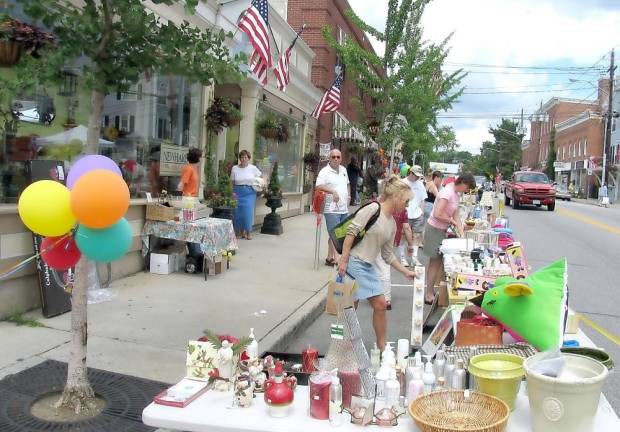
[287,199,620,413]
[506,199,620,413]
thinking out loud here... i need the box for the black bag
[328,201,381,254]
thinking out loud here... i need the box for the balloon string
[0,233,73,280]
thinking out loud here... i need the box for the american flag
[311,75,343,119]
[238,0,271,85]
[273,30,302,92]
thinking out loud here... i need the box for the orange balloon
[70,169,130,228]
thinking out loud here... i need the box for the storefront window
[254,105,303,194]
[0,71,203,203]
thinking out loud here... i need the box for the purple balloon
[67,155,122,189]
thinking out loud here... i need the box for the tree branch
[93,0,113,60]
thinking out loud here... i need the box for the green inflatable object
[479,258,568,352]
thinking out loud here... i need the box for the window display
[254,105,303,194]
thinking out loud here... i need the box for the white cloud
[349,0,620,154]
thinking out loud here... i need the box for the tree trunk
[84,89,105,155]
[55,257,96,413]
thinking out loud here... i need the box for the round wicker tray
[408,390,509,432]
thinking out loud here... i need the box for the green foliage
[474,119,524,179]
[41,140,84,161]
[545,128,556,180]
[322,0,465,158]
[207,161,237,208]
[203,155,218,198]
[266,160,282,198]
[19,0,245,94]
[6,313,45,328]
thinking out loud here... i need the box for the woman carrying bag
[337,176,416,350]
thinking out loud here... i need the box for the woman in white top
[231,150,261,239]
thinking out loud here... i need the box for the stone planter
[260,196,283,235]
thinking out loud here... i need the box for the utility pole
[602,49,615,188]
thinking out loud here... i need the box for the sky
[348,0,620,154]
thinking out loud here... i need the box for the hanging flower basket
[224,113,241,127]
[259,127,279,139]
[0,40,21,67]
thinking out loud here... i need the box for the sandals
[325,258,336,267]
[386,301,392,311]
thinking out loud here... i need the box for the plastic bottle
[433,350,446,380]
[375,362,390,400]
[413,351,423,368]
[385,369,401,409]
[444,355,456,388]
[406,368,424,402]
[451,359,467,390]
[382,342,396,367]
[329,372,343,427]
[405,357,417,393]
[370,343,381,372]
[434,376,445,391]
[422,362,436,394]
[246,328,258,359]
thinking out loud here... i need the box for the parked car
[555,184,571,201]
[504,171,556,211]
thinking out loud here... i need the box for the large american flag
[311,75,343,119]
[238,0,271,85]
[273,31,302,92]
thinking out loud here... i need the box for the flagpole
[267,23,281,55]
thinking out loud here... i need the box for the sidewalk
[0,213,333,385]
[571,197,619,207]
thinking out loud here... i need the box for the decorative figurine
[264,362,296,417]
[247,358,267,390]
[234,375,255,408]
[218,340,234,381]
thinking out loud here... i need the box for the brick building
[523,79,611,197]
[287,0,381,159]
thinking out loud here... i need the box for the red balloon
[41,236,81,270]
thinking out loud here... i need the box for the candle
[302,345,319,373]
[338,370,361,409]
[309,373,331,420]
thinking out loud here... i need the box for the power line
[462,87,592,95]
[446,62,607,71]
[444,69,605,75]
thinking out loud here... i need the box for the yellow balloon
[18,180,76,236]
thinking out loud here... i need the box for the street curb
[259,283,329,354]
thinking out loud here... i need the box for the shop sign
[553,162,571,172]
[319,142,331,160]
[160,144,187,176]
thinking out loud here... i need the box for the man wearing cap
[406,165,427,266]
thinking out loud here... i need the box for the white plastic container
[524,352,608,432]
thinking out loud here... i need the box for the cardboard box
[150,252,178,275]
[206,255,228,276]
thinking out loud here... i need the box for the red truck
[504,171,556,211]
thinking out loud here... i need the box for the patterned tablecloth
[142,218,238,258]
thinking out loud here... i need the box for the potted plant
[276,121,289,142]
[260,161,283,235]
[302,151,320,171]
[205,97,242,134]
[0,17,55,67]
[256,116,279,140]
[205,160,237,220]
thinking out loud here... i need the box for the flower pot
[210,206,235,220]
[0,41,22,67]
[259,127,279,140]
[469,353,524,411]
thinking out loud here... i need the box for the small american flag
[273,29,303,92]
[238,0,271,85]
[312,75,344,119]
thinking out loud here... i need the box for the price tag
[330,324,344,340]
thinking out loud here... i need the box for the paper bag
[325,274,356,316]
[455,316,503,346]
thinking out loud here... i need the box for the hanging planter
[205,97,242,133]
[257,117,280,139]
[0,40,21,67]
[0,18,56,67]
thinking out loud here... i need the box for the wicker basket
[408,390,509,432]
[146,203,176,221]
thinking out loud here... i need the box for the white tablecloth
[142,330,619,432]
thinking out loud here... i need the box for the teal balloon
[75,218,132,262]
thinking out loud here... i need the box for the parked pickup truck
[504,171,556,211]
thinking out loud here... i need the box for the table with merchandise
[142,326,619,432]
[142,218,238,258]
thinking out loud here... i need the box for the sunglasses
[330,155,341,159]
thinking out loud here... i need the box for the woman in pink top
[423,173,476,304]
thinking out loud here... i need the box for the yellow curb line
[577,314,620,347]
[556,207,620,236]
